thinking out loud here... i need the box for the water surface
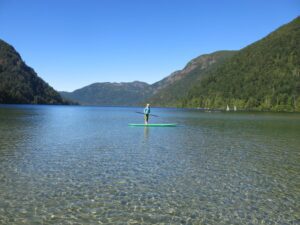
[0,105,299,224]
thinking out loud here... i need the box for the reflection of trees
[0,107,37,157]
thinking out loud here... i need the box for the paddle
[135,111,159,117]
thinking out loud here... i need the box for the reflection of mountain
[0,107,32,157]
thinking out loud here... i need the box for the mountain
[182,16,300,111]
[149,51,236,106]
[60,81,152,106]
[60,51,236,107]
[0,39,66,104]
[61,17,299,111]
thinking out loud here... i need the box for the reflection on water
[0,105,299,224]
[144,127,149,140]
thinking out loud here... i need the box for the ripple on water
[0,106,300,224]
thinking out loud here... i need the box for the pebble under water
[0,105,299,224]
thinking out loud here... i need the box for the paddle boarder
[144,103,151,124]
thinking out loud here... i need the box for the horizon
[0,0,299,92]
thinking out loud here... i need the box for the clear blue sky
[0,0,299,91]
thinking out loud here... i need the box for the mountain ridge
[60,16,300,111]
[1,16,299,112]
[60,81,152,106]
[149,50,237,106]
[182,16,300,111]
[60,51,236,106]
[0,39,68,104]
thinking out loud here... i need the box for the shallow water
[0,105,299,224]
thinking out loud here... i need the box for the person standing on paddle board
[144,103,151,124]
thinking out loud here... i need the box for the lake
[0,105,299,224]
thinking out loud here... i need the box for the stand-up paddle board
[129,123,176,127]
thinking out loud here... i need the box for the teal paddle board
[129,123,176,127]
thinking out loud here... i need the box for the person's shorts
[144,114,149,121]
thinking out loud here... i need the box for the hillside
[182,16,300,111]
[61,17,300,111]
[61,51,236,106]
[60,81,152,106]
[0,39,66,104]
[149,51,236,106]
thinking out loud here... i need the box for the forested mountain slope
[0,39,66,104]
[182,16,300,111]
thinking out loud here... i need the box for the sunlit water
[0,105,299,224]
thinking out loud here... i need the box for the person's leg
[145,114,149,124]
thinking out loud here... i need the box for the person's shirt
[144,107,150,115]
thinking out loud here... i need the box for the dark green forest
[1,16,299,111]
[60,81,152,106]
[149,51,237,107]
[181,16,300,112]
[0,39,67,104]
